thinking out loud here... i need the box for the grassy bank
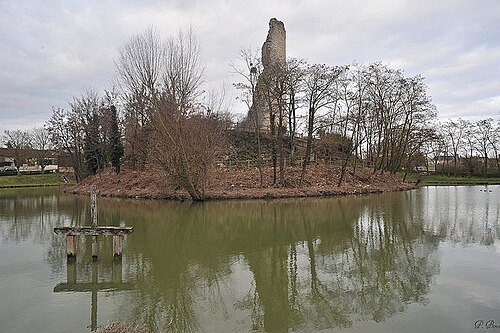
[0,173,70,188]
[402,173,500,186]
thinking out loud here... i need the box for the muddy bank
[64,164,415,201]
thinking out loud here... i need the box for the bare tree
[300,64,342,186]
[462,121,477,176]
[348,63,369,175]
[358,63,437,175]
[31,126,53,173]
[442,119,468,176]
[2,129,32,174]
[259,61,289,185]
[232,48,265,188]
[115,27,222,199]
[489,121,500,174]
[115,27,163,100]
[149,28,226,201]
[47,108,86,182]
[363,63,403,174]
[334,65,359,186]
[285,58,306,166]
[152,98,226,200]
[473,118,495,177]
[115,28,163,169]
[161,27,204,113]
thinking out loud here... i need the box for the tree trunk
[300,108,315,187]
[255,111,264,188]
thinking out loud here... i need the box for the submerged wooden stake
[91,185,98,259]
[112,259,122,283]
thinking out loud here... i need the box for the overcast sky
[1,0,499,137]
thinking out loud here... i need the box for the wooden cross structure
[54,185,134,259]
[53,185,135,331]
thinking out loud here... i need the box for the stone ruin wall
[247,18,286,132]
[261,18,286,70]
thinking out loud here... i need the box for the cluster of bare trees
[114,28,229,200]
[234,56,437,186]
[0,27,228,200]
[0,27,223,198]
[3,96,124,181]
[47,91,123,182]
[2,127,53,174]
[425,118,500,177]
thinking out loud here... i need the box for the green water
[0,186,499,332]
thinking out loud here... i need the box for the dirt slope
[65,164,414,201]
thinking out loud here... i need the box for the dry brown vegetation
[65,164,413,201]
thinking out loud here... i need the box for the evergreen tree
[84,112,104,175]
[108,105,124,174]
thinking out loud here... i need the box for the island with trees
[2,19,500,199]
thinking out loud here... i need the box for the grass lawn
[0,173,70,188]
[401,173,500,185]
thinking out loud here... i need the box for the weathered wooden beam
[113,235,122,257]
[66,235,76,257]
[54,226,134,236]
[53,281,135,293]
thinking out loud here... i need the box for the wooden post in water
[91,185,98,260]
[113,235,122,257]
[55,185,133,260]
[66,235,76,257]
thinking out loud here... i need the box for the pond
[0,186,499,333]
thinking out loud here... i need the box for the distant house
[434,155,456,165]
[0,147,60,173]
[0,149,16,167]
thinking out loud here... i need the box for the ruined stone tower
[247,18,286,131]
[261,18,286,71]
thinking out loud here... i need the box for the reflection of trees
[418,186,500,246]
[105,195,441,332]
[234,193,441,333]
[3,186,498,332]
[0,188,86,275]
[124,210,202,333]
[0,188,136,277]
